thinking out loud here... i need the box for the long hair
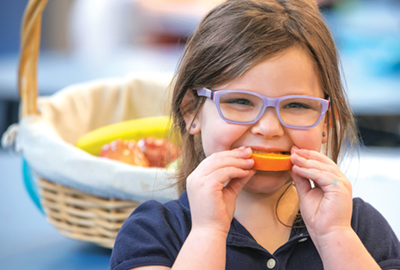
[170,0,358,193]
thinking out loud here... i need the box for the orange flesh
[252,152,292,171]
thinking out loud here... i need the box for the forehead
[221,47,323,98]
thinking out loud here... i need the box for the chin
[243,171,292,194]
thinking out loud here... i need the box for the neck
[234,183,299,229]
[234,183,300,253]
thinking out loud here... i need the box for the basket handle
[18,0,48,118]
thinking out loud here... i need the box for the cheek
[199,102,248,156]
[290,117,327,152]
[201,123,248,156]
[290,129,324,152]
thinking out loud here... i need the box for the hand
[289,146,353,245]
[186,147,255,235]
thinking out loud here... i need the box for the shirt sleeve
[110,200,189,270]
[352,198,400,270]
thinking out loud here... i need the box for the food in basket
[100,139,150,167]
[138,137,180,167]
[252,152,292,171]
[75,116,171,156]
[100,137,179,168]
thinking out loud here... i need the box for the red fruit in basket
[100,139,150,167]
[138,137,179,167]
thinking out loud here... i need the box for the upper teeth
[252,150,285,154]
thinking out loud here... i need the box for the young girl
[110,0,400,269]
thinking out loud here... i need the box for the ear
[180,91,201,135]
[322,114,329,144]
[183,112,201,135]
[323,103,339,143]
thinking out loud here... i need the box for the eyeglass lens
[218,92,323,127]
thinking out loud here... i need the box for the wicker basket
[17,0,175,248]
[38,179,139,248]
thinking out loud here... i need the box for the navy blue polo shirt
[110,191,400,270]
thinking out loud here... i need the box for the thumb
[289,167,311,200]
[225,170,255,198]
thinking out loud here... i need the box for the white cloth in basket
[18,72,179,203]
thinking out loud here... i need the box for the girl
[110,0,400,269]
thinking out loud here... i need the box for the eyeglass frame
[196,88,330,129]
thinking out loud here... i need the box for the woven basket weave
[18,0,157,248]
[38,179,139,248]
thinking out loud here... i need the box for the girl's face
[187,47,328,195]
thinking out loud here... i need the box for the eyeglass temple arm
[327,97,331,111]
[197,88,214,99]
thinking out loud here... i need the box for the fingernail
[291,145,299,153]
[239,146,251,152]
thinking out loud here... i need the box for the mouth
[252,150,291,156]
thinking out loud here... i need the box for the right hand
[186,147,255,234]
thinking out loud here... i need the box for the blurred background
[0,0,399,269]
[1,0,400,145]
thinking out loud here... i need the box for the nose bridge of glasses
[263,96,281,110]
[257,96,281,123]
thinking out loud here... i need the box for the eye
[284,102,311,109]
[225,98,253,106]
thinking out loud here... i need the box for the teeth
[252,150,287,154]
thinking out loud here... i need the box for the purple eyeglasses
[197,88,330,129]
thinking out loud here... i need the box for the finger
[200,157,255,174]
[288,169,312,199]
[291,152,325,171]
[291,146,336,167]
[187,167,253,189]
[313,180,321,189]
[224,170,256,198]
[291,165,340,188]
[210,166,254,186]
[291,148,347,190]
[290,165,321,190]
[198,149,254,172]
[291,152,337,174]
[222,147,253,159]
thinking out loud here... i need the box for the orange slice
[252,152,292,171]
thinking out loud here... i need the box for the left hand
[289,145,353,244]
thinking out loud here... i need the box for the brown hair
[170,0,358,193]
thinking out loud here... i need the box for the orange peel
[252,152,292,171]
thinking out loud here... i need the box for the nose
[251,107,284,139]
